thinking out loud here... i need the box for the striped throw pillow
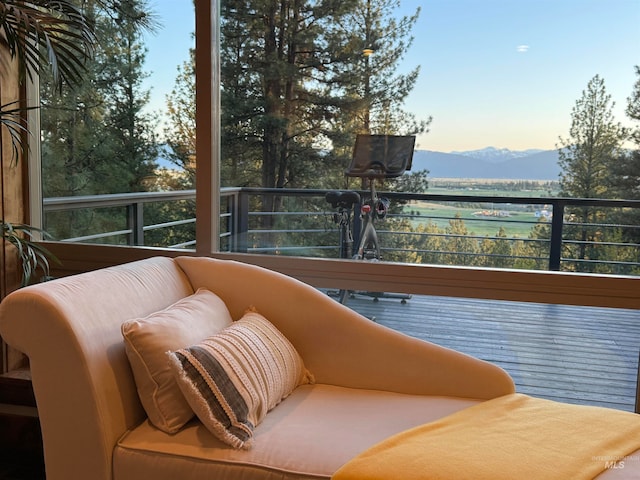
[167,310,314,449]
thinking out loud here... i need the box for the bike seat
[325,190,361,209]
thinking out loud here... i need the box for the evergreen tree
[40,54,108,197]
[626,66,640,146]
[484,226,512,268]
[40,0,159,241]
[557,75,627,199]
[443,214,479,266]
[42,0,158,196]
[603,66,640,270]
[164,51,197,187]
[219,0,429,194]
[525,219,553,270]
[94,0,160,193]
[218,4,262,188]
[412,221,445,265]
[609,67,640,223]
[323,0,431,193]
[556,75,627,271]
[511,238,543,270]
[327,0,429,137]
[221,0,355,195]
[387,169,429,210]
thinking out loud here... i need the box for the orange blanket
[332,393,640,480]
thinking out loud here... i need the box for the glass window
[215,0,640,276]
[38,0,640,278]
[39,0,196,248]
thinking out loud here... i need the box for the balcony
[346,293,639,413]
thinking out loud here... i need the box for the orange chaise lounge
[0,256,638,480]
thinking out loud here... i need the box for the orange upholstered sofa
[0,256,637,479]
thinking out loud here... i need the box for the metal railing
[44,190,197,248]
[43,187,640,275]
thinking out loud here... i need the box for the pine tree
[42,0,158,196]
[556,75,627,271]
[40,0,159,241]
[605,66,640,267]
[609,67,640,204]
[221,0,352,194]
[40,56,109,197]
[322,0,431,193]
[413,221,445,265]
[164,51,197,187]
[326,0,429,137]
[444,214,479,266]
[557,75,626,199]
[219,0,429,194]
[94,0,160,193]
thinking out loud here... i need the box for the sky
[142,0,640,153]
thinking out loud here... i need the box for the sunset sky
[143,0,640,152]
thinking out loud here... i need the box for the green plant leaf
[2,222,59,286]
[0,0,96,90]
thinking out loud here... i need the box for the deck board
[342,292,640,412]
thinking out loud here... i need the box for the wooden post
[0,45,30,373]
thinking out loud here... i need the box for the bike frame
[337,207,354,260]
[326,134,415,306]
[326,177,409,306]
[353,178,381,261]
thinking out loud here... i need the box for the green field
[394,179,556,237]
[402,200,549,238]
[427,179,560,199]
[404,202,538,238]
[427,187,554,197]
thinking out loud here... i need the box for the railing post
[234,190,249,253]
[127,202,144,246]
[548,200,565,271]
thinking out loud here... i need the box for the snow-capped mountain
[448,147,547,163]
[411,148,560,180]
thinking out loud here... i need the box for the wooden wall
[1,48,30,372]
[43,242,640,311]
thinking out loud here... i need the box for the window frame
[32,0,640,311]
[194,0,220,254]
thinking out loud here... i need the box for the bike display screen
[346,134,416,178]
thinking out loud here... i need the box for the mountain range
[156,145,561,181]
[410,147,560,180]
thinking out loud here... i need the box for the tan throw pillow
[121,288,233,433]
[167,309,314,449]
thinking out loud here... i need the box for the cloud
[516,45,530,53]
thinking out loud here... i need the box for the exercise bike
[325,134,416,305]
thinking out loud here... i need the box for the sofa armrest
[176,256,515,400]
[0,257,194,480]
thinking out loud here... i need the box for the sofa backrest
[0,255,516,480]
[174,256,515,399]
[0,257,194,480]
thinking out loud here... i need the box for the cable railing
[42,187,640,275]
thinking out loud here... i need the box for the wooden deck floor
[342,291,640,412]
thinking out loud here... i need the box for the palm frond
[0,100,40,164]
[1,1,95,284]
[0,0,97,90]
[2,222,59,286]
